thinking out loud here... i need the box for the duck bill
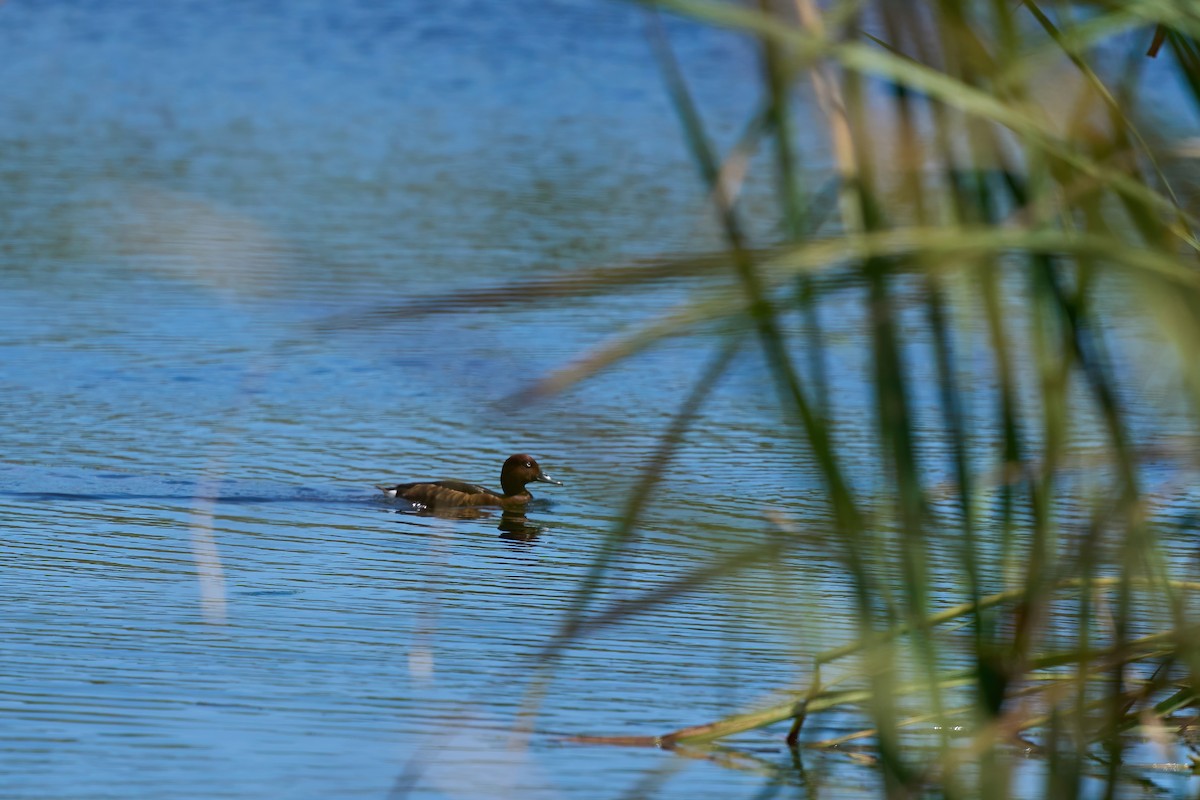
[535,472,563,486]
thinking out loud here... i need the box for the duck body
[377,454,562,510]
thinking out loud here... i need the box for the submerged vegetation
[529,1,1200,796]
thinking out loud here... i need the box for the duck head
[500,453,563,496]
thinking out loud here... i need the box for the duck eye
[524,462,533,468]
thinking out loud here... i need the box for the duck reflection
[381,504,547,541]
[496,509,542,541]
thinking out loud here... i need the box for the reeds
[535,1,1200,796]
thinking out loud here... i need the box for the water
[3,2,1200,798]
[0,2,850,797]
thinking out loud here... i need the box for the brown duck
[377,454,563,510]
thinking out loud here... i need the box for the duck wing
[376,479,489,495]
[427,480,490,494]
[378,479,502,509]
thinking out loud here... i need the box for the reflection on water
[497,510,545,542]
[382,501,548,542]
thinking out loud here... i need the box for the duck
[376,453,563,510]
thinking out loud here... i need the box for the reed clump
[533,2,1200,796]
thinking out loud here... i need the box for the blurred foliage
[522,1,1200,797]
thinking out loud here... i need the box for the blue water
[0,2,855,798]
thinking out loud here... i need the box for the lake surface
[3,2,1199,798]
